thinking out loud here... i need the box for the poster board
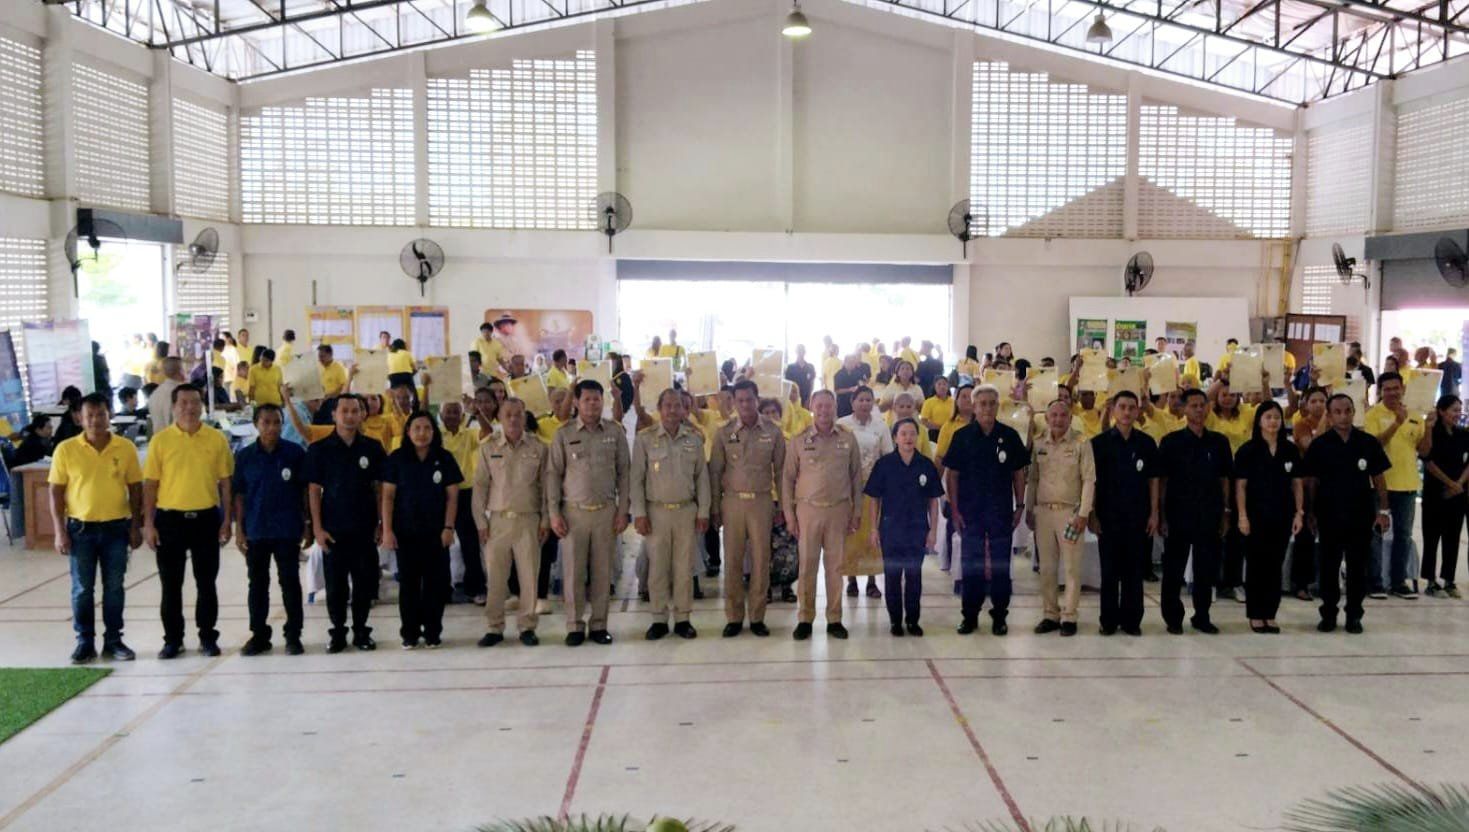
[484,309,596,361]
[1406,369,1443,414]
[509,373,552,416]
[578,360,613,393]
[408,307,449,358]
[1070,298,1247,373]
[0,331,28,428]
[686,351,720,397]
[1313,343,1347,388]
[1163,322,1197,358]
[307,306,356,363]
[1076,319,1108,351]
[752,348,784,379]
[1078,348,1109,392]
[353,348,389,394]
[1108,367,1145,399]
[1113,320,1147,359]
[1260,343,1286,387]
[283,356,325,401]
[1343,377,1369,427]
[424,355,464,400]
[1228,350,1263,392]
[983,368,1016,396]
[355,306,406,351]
[22,320,95,404]
[638,357,673,397]
[998,401,1033,448]
[1025,367,1058,412]
[1145,353,1178,395]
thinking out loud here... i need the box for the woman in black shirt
[1234,401,1304,633]
[381,412,463,649]
[862,418,944,636]
[10,415,54,467]
[1419,395,1468,598]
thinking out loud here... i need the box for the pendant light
[1085,13,1113,46]
[465,0,499,34]
[782,2,812,38]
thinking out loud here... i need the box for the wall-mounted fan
[1124,251,1154,296]
[399,238,446,297]
[178,227,219,273]
[1332,242,1370,288]
[593,192,632,253]
[947,199,975,258]
[64,216,126,297]
[1434,237,1469,289]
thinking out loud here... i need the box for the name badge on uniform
[1135,458,1144,472]
[281,467,293,481]
[1357,458,1367,471]
[919,473,928,486]
[998,450,1007,463]
[1462,452,1467,464]
[653,461,661,472]
[1283,462,1293,473]
[433,470,443,484]
[359,456,369,469]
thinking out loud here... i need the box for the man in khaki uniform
[632,389,711,641]
[472,398,548,648]
[709,379,786,638]
[547,380,631,646]
[1024,400,1097,637]
[780,390,863,641]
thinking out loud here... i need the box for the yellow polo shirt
[862,352,880,378]
[145,360,165,385]
[49,434,143,522]
[277,341,295,364]
[1072,404,1104,439]
[142,424,233,511]
[822,356,841,391]
[536,414,564,445]
[781,403,813,439]
[920,395,955,428]
[387,350,416,375]
[247,363,284,405]
[441,425,479,479]
[936,417,972,461]
[319,361,348,397]
[472,336,505,372]
[898,348,919,369]
[1365,403,1425,492]
[546,366,570,390]
[1206,408,1253,453]
[1182,357,1202,387]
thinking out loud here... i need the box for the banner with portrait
[483,309,595,362]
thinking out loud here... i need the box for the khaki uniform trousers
[1035,504,1084,623]
[796,501,851,625]
[722,494,775,624]
[484,512,542,634]
[562,504,616,632]
[646,502,697,624]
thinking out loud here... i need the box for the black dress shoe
[1263,624,1281,634]
[890,623,905,636]
[674,622,697,639]
[1099,625,1117,636]
[477,633,504,647]
[781,587,797,603]
[71,643,97,664]
[1190,617,1219,634]
[792,622,812,640]
[957,620,978,635]
[1345,619,1364,634]
[1316,619,1337,633]
[1121,626,1143,636]
[907,623,924,637]
[1166,623,1184,635]
[705,566,720,578]
[750,622,770,637]
[158,643,184,660]
[352,637,376,651]
[721,623,743,638]
[240,638,271,657]
[991,620,1008,636]
[693,579,705,600]
[565,630,586,647]
[826,623,848,639]
[1034,619,1061,634]
[1058,622,1077,637]
[589,630,614,645]
[520,631,539,646]
[285,638,305,655]
[645,622,669,641]
[101,641,135,661]
[200,642,222,657]
[327,638,347,654]
[638,590,650,603]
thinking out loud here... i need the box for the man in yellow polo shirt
[49,392,143,664]
[546,349,572,390]
[247,349,284,406]
[276,329,297,365]
[1365,370,1431,599]
[142,384,234,659]
[471,321,508,377]
[317,344,349,397]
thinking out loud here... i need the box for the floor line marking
[0,652,229,830]
[926,659,1031,832]
[0,571,69,606]
[124,570,159,591]
[1236,658,1434,800]
[558,664,610,822]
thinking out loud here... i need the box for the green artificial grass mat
[0,667,111,745]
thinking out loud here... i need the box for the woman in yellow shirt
[780,383,813,437]
[879,360,923,416]
[386,338,416,389]
[955,345,982,381]
[920,377,955,442]
[934,383,974,467]
[143,342,168,385]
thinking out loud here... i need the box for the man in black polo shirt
[1157,388,1232,634]
[305,395,387,652]
[1090,390,1160,636]
[1303,393,1390,633]
[831,353,868,418]
[942,384,1030,635]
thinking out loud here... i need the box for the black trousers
[1317,520,1372,622]
[1421,494,1466,585]
[323,531,378,640]
[880,531,924,626]
[509,536,556,600]
[1289,528,1317,593]
[452,491,486,596]
[155,509,221,647]
[1098,525,1149,630]
[397,532,450,642]
[246,539,303,641]
[1244,522,1290,620]
[704,524,721,571]
[1161,526,1221,627]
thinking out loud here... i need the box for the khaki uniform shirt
[471,433,548,527]
[1024,429,1097,515]
[630,422,711,519]
[546,417,631,518]
[708,415,786,506]
[780,424,864,507]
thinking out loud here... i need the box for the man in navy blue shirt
[233,404,309,655]
[942,384,1030,635]
[1157,389,1233,634]
[1090,391,1161,636]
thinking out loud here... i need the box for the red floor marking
[1236,658,1435,800]
[926,659,1031,832]
[0,571,69,605]
[559,665,610,822]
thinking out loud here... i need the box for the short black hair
[1180,388,1207,405]
[262,348,276,361]
[253,403,283,424]
[732,379,759,398]
[1378,371,1404,387]
[283,329,296,341]
[468,350,482,361]
[552,349,567,362]
[317,343,332,354]
[118,386,138,401]
[574,379,604,397]
[1112,390,1140,405]
[79,392,111,412]
[1326,392,1355,410]
[480,322,494,332]
[334,393,366,413]
[1226,338,1239,345]
[171,383,203,404]
[853,385,874,399]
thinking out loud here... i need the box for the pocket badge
[1357,458,1367,471]
[281,467,292,481]
[998,450,1007,463]
[918,473,928,486]
[358,456,369,469]
[1135,458,1144,472]
[1283,462,1293,473]
[433,470,442,484]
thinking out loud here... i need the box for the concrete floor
[0,537,1466,832]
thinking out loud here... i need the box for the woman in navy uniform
[381,412,463,649]
[1234,400,1304,633]
[864,418,944,636]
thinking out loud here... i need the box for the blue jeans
[1370,491,1416,590]
[69,519,131,646]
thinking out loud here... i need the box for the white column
[1365,80,1396,234]
[409,51,430,228]
[949,29,974,243]
[775,9,795,233]
[1122,73,1142,240]
[150,50,177,217]
[594,19,617,196]
[43,5,78,321]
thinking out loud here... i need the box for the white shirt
[149,378,181,432]
[880,381,923,409]
[837,412,894,482]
